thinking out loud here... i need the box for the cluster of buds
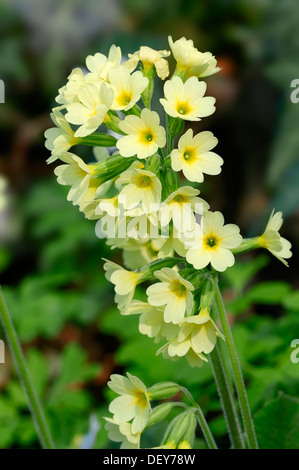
[45,36,292,448]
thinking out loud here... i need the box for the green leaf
[282,291,299,311]
[254,393,299,448]
[246,281,291,304]
[222,255,269,294]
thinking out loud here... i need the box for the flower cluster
[46,34,292,361]
[104,373,197,449]
[46,36,292,449]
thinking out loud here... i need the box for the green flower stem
[210,343,245,449]
[181,387,218,449]
[0,287,55,449]
[213,280,258,449]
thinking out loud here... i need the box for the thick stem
[181,387,218,449]
[213,281,258,449]
[210,343,245,449]
[0,288,55,449]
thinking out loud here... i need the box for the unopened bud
[94,155,136,183]
[146,402,175,428]
[163,410,196,446]
[168,116,185,137]
[146,154,161,174]
[79,133,117,148]
[148,382,181,400]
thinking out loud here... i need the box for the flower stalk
[210,343,245,449]
[212,280,258,449]
[0,288,55,449]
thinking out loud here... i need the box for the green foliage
[0,345,101,448]
[254,393,299,449]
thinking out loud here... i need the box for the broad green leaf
[283,291,299,311]
[246,281,291,304]
[254,393,299,449]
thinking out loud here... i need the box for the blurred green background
[0,0,298,449]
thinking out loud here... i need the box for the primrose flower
[160,76,216,121]
[116,167,162,214]
[53,152,100,206]
[186,211,242,272]
[258,210,292,266]
[159,186,209,233]
[123,300,179,342]
[128,46,170,80]
[104,417,140,449]
[117,109,166,159]
[170,129,223,183]
[65,82,114,137]
[55,67,87,107]
[108,373,150,434]
[182,309,225,354]
[146,268,194,324]
[108,66,148,111]
[45,109,79,158]
[158,339,208,368]
[168,36,220,79]
[103,259,142,310]
[86,44,137,81]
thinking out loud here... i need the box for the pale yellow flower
[178,440,192,449]
[108,66,148,111]
[183,309,224,354]
[108,373,150,434]
[160,76,216,121]
[54,152,100,206]
[157,339,207,368]
[128,46,170,80]
[86,44,137,81]
[117,109,166,159]
[258,210,292,266]
[171,129,223,182]
[168,36,220,79]
[55,68,87,106]
[146,268,194,324]
[45,109,79,159]
[65,82,114,137]
[104,417,140,449]
[103,259,142,310]
[116,167,162,214]
[123,300,179,343]
[186,211,242,272]
[159,186,209,233]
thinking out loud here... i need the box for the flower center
[171,280,187,297]
[134,390,148,409]
[118,90,132,106]
[140,129,154,143]
[176,101,192,116]
[136,175,153,188]
[204,234,219,249]
[183,147,196,162]
[173,194,187,203]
